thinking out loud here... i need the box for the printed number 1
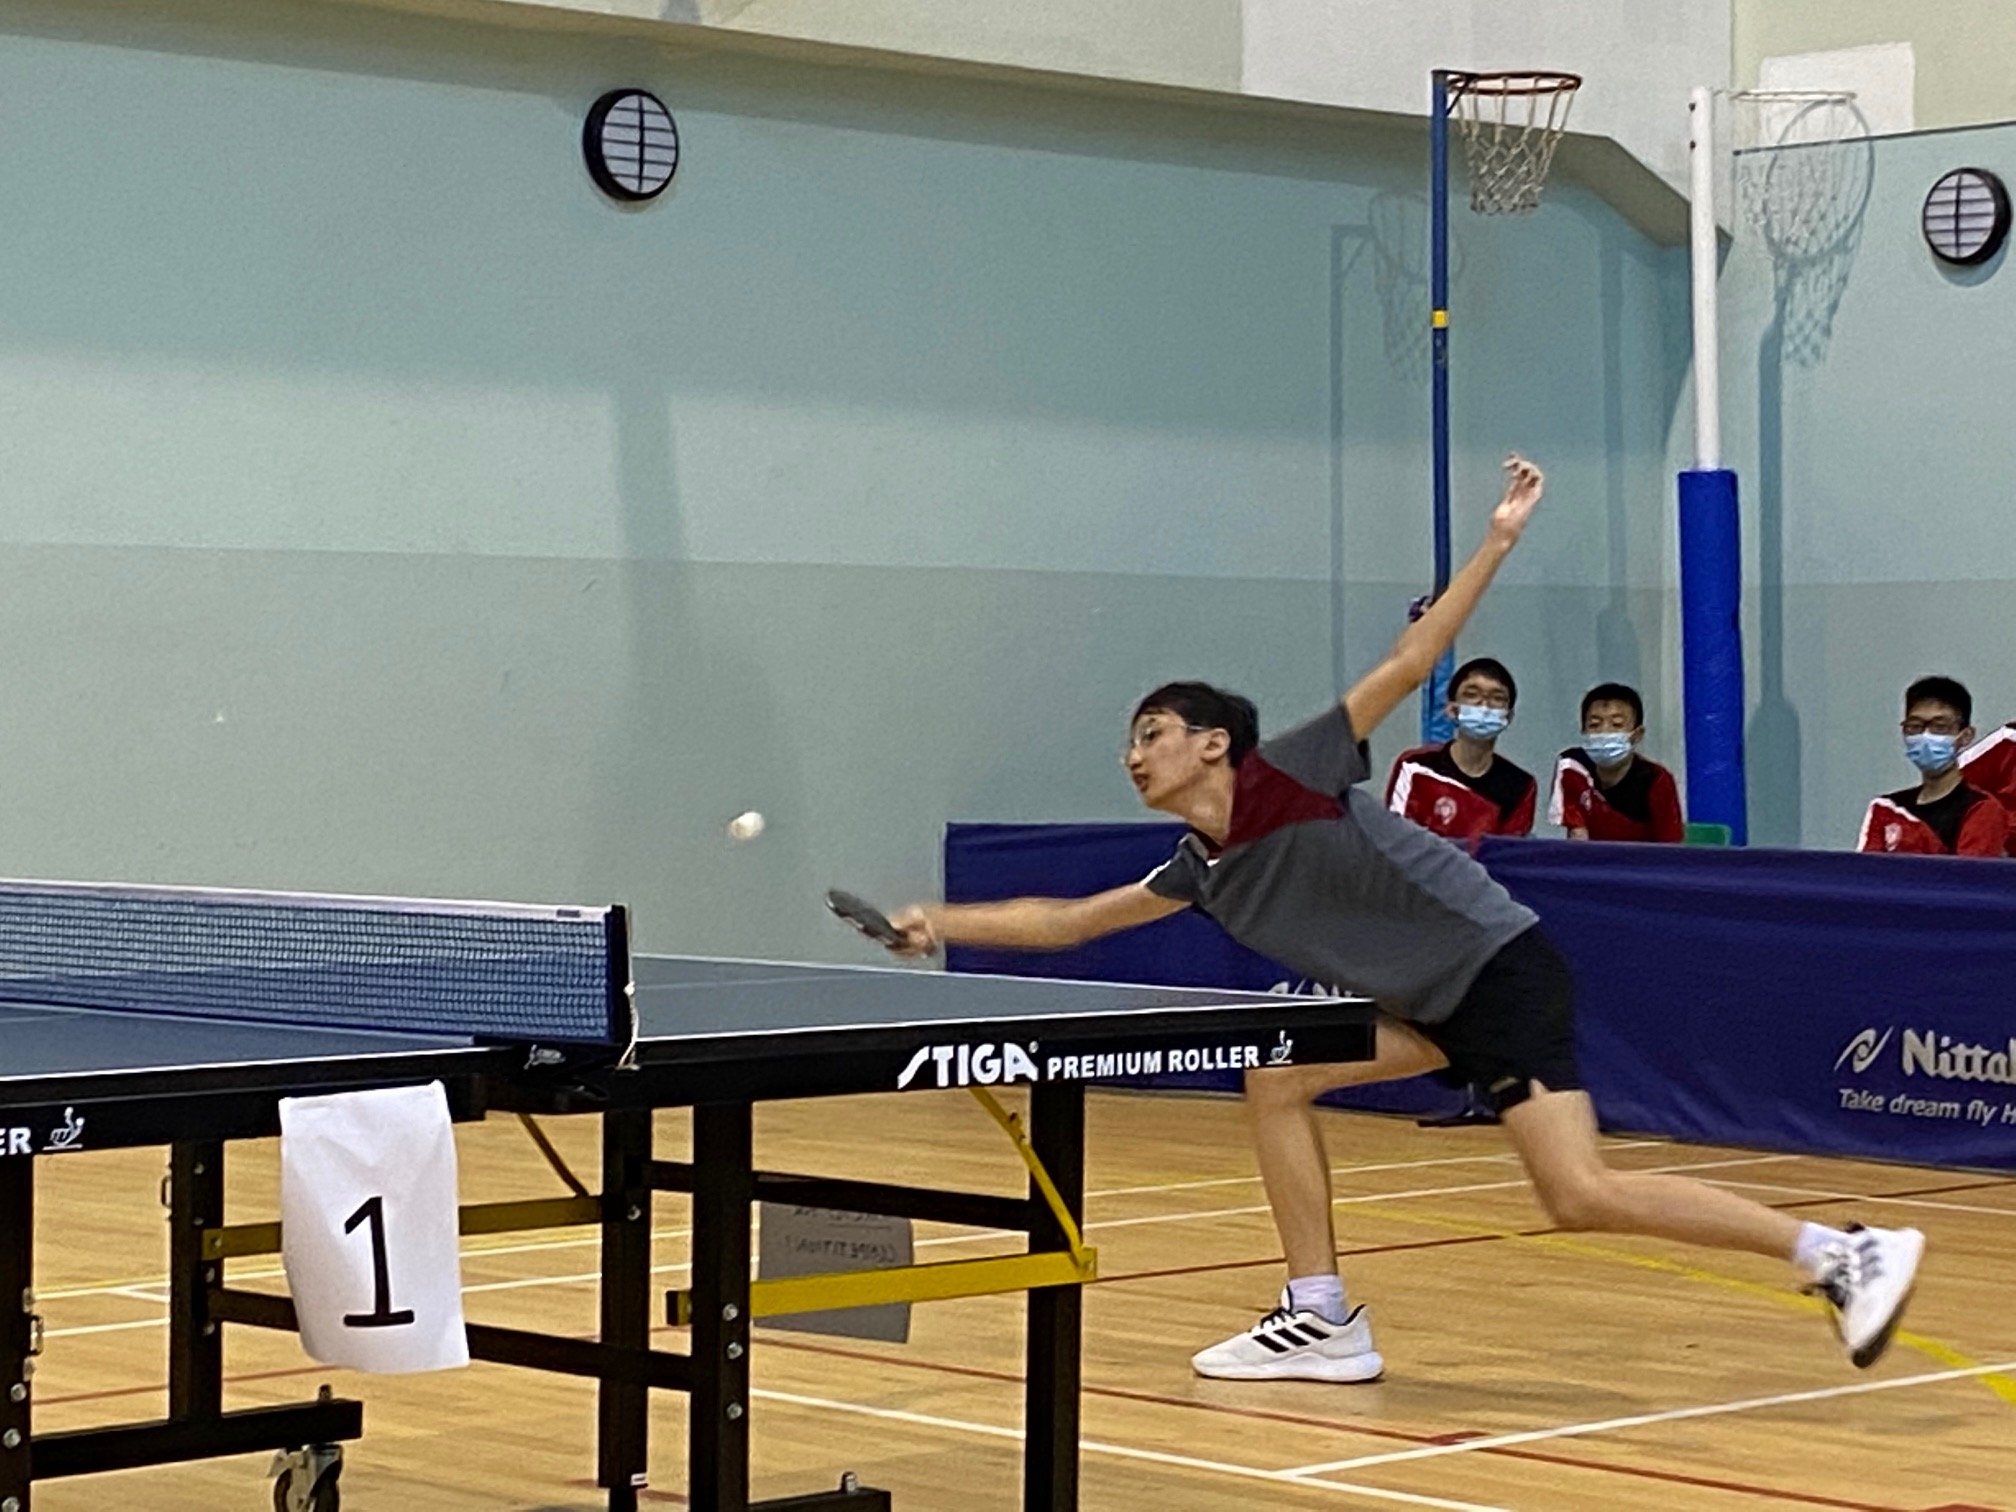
[342,1195,416,1329]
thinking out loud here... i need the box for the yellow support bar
[203,1194,603,1261]
[669,1247,1097,1326]
[966,1088,1090,1268]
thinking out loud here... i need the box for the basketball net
[1726,89,1874,365]
[1448,71,1581,215]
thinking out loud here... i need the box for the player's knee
[1535,1171,1617,1232]
[1242,1065,1313,1110]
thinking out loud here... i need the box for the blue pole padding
[1678,468,1748,844]
[1420,649,1455,745]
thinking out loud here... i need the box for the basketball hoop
[1446,71,1582,215]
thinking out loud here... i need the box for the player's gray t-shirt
[1144,704,1536,1023]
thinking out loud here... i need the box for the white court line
[39,1152,1786,1310]
[1285,1358,2016,1476]
[752,1386,1508,1511]
[1707,1178,2016,1218]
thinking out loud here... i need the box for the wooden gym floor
[27,1091,2016,1510]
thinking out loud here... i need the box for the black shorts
[1415,926,1580,1113]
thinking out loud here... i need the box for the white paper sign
[278,1082,468,1373]
[756,1204,913,1343]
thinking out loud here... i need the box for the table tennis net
[0,880,630,1044]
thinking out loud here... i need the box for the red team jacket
[1958,724,2016,855]
[1857,783,2008,857]
[1547,750,1685,843]
[1385,744,1537,842]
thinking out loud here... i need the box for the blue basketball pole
[1421,70,1455,746]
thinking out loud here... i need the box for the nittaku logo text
[1835,1027,2016,1086]
[896,1042,1040,1090]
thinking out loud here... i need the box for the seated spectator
[1957,710,2016,853]
[1549,682,1684,842]
[1858,675,2008,857]
[1386,656,1536,842]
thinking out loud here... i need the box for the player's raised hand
[1489,454,1544,545]
[886,905,942,958]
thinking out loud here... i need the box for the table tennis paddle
[825,888,905,947]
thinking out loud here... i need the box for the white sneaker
[1804,1224,1925,1369]
[1190,1291,1385,1382]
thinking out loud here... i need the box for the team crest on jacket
[1433,796,1458,825]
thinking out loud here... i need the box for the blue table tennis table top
[0,953,1368,1090]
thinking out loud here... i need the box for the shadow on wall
[592,376,812,955]
[1745,107,1877,847]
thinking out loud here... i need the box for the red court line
[1110,1175,2016,1289]
[37,1172,2001,1505]
[1116,1230,1512,1287]
[40,1363,329,1407]
[762,1336,1909,1512]
[568,1479,687,1504]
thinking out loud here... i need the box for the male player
[883,457,1923,1381]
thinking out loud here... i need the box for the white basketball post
[1687,85,1720,472]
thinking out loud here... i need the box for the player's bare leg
[1190,1019,1445,1382]
[1247,1020,1449,1276]
[1504,1084,1924,1368]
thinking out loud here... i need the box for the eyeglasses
[1900,719,1963,737]
[1123,722,1206,757]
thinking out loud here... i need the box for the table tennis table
[0,880,1376,1512]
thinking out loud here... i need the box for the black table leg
[598,1108,655,1511]
[689,1102,755,1511]
[1024,1082,1085,1511]
[167,1142,224,1422]
[1,1156,32,1512]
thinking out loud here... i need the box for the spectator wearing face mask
[1549,682,1684,842]
[1858,676,2008,857]
[1386,657,1536,843]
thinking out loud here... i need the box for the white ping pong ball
[727,810,766,841]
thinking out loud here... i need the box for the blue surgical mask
[1583,731,1635,767]
[1904,732,1958,774]
[1453,704,1510,741]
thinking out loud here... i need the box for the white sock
[1792,1222,1850,1280]
[1287,1273,1348,1323]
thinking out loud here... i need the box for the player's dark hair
[1905,675,1972,726]
[1132,682,1261,766]
[1581,681,1644,727]
[1451,656,1517,710]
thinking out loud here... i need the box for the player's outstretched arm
[1343,454,1543,739]
[886,884,1184,957]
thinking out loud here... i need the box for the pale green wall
[0,0,1685,957]
[1735,0,2016,130]
[1716,120,2016,847]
